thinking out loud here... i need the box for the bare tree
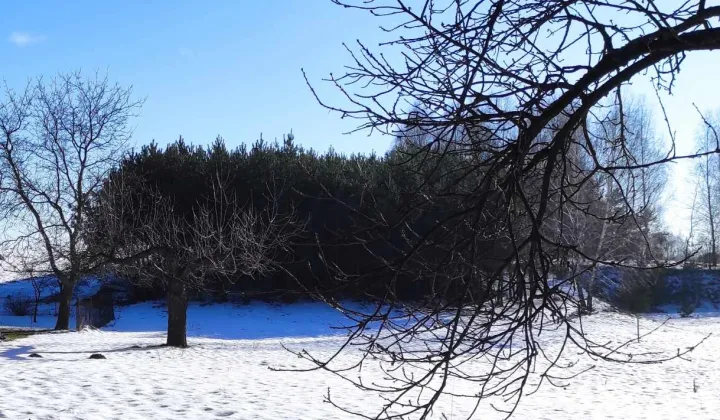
[684,182,700,266]
[94,173,301,347]
[571,97,667,311]
[650,231,681,264]
[693,112,720,267]
[296,1,720,418]
[0,71,142,330]
[30,276,52,324]
[622,97,667,265]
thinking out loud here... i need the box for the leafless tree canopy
[689,109,720,267]
[0,71,142,330]
[92,172,303,347]
[296,1,720,418]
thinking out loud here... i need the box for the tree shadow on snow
[106,301,410,341]
[31,343,168,355]
[1,345,36,360]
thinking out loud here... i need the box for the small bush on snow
[3,292,32,316]
[678,279,702,317]
[614,268,666,313]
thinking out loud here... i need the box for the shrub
[551,260,571,281]
[279,292,301,304]
[229,292,251,306]
[3,292,32,316]
[679,299,697,317]
[677,278,702,317]
[614,268,666,314]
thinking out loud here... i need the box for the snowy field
[0,280,719,419]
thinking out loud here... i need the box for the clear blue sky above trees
[0,1,388,153]
[1,0,719,233]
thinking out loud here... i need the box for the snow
[107,301,359,340]
[0,276,107,329]
[0,295,719,418]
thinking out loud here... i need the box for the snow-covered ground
[0,276,103,329]
[0,271,719,419]
[0,301,717,419]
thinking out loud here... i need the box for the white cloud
[9,32,46,47]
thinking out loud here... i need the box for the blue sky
[0,0,389,154]
[1,1,719,234]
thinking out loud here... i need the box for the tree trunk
[33,298,38,323]
[495,278,504,306]
[585,264,600,313]
[506,266,514,301]
[166,279,188,348]
[585,280,594,312]
[570,261,587,312]
[515,264,524,301]
[55,282,74,330]
[588,180,612,313]
[704,158,717,268]
[32,284,39,324]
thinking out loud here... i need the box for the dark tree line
[84,114,673,346]
[91,135,505,303]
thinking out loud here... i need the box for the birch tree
[694,114,720,267]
